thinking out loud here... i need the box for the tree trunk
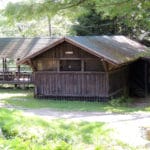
[48,16,52,37]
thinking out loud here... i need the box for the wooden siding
[108,67,128,96]
[32,42,106,72]
[35,42,96,59]
[30,41,129,100]
[33,72,109,98]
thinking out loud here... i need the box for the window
[84,60,104,71]
[65,51,73,55]
[35,59,57,71]
[60,60,81,71]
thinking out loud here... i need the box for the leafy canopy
[0,0,149,38]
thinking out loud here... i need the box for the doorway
[129,59,148,97]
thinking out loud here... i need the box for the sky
[0,0,22,9]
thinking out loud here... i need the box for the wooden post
[15,58,21,88]
[17,64,20,82]
[81,60,84,72]
[102,60,108,72]
[27,59,36,72]
[2,58,5,81]
[48,16,52,37]
[106,71,109,98]
[4,58,7,71]
[57,60,60,72]
[2,58,4,81]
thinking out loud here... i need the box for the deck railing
[0,68,32,84]
[33,71,108,97]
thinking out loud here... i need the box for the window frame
[59,59,82,72]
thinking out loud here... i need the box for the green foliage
[0,0,149,39]
[0,88,149,149]
[0,0,80,37]
[2,0,86,23]
[3,1,52,22]
[72,6,133,36]
[93,0,150,36]
[109,97,134,107]
[0,108,115,150]
[71,0,149,39]
[0,108,141,149]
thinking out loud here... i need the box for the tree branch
[59,0,87,10]
[95,0,130,8]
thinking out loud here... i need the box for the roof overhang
[18,37,119,66]
[17,36,150,66]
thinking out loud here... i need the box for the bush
[109,97,133,107]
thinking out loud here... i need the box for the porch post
[17,58,21,81]
[4,58,7,71]
[81,59,84,72]
[15,58,21,88]
[101,60,108,72]
[2,58,5,81]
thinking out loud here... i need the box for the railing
[33,71,108,97]
[0,71,32,84]
[0,66,32,72]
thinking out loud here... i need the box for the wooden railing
[33,71,108,97]
[0,71,32,84]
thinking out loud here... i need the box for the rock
[141,126,150,141]
[145,143,150,149]
[0,128,4,138]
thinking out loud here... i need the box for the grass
[0,108,138,150]
[0,88,150,113]
[0,88,149,149]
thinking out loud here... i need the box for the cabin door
[129,59,148,97]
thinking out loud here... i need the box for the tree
[0,0,149,40]
[71,7,133,36]
[1,0,87,36]
[93,0,150,38]
[70,0,149,42]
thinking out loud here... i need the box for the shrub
[109,97,133,107]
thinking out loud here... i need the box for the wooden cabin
[18,36,150,100]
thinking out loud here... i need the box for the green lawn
[0,108,138,150]
[0,88,149,149]
[0,88,150,113]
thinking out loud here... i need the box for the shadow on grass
[0,88,150,113]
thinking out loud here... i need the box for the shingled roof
[0,36,149,65]
[66,36,150,65]
[0,37,59,59]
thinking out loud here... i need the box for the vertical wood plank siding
[108,67,128,96]
[33,72,108,98]
[31,41,129,100]
[33,42,105,72]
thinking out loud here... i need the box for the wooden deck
[0,71,32,85]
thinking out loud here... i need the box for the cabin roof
[0,37,59,59]
[0,36,149,65]
[67,36,150,65]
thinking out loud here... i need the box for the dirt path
[16,108,150,148]
[1,103,150,148]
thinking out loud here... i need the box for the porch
[0,67,32,86]
[0,57,32,86]
[33,68,128,100]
